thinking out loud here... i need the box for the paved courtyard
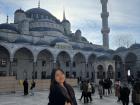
[0,88,133,105]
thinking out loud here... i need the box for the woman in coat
[132,81,140,105]
[120,83,130,105]
[48,68,77,105]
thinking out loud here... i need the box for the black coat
[23,80,28,95]
[120,87,130,102]
[48,83,77,105]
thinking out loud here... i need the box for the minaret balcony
[101,12,109,18]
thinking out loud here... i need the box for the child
[98,84,103,99]
[30,80,36,96]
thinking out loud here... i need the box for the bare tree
[113,34,134,48]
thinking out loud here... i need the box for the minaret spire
[38,0,40,8]
[6,15,9,23]
[100,0,110,49]
[63,8,66,20]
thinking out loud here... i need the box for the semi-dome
[26,7,59,22]
[97,55,111,61]
[0,23,19,33]
[82,46,93,51]
[72,44,81,50]
[94,48,105,52]
[14,36,32,43]
[116,47,127,52]
[106,49,115,54]
[34,40,49,45]
[15,9,25,13]
[29,27,63,33]
[50,37,67,46]
[130,43,140,49]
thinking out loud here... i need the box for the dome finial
[63,7,66,20]
[6,15,9,23]
[38,0,40,8]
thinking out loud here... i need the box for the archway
[113,55,123,80]
[0,45,10,76]
[56,51,71,78]
[88,54,96,81]
[73,52,86,79]
[125,52,137,82]
[97,65,105,79]
[107,65,114,79]
[37,49,54,79]
[14,47,34,79]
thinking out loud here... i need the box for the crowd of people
[115,79,140,105]
[21,70,140,105]
[98,78,113,98]
[79,80,94,103]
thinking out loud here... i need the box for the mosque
[0,0,139,83]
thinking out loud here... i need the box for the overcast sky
[0,0,140,50]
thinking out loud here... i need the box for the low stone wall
[0,76,78,93]
[0,76,16,93]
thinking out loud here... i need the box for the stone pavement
[0,88,133,105]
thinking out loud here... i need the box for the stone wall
[0,76,78,93]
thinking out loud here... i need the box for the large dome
[26,7,59,22]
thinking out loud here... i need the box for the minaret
[6,15,9,23]
[38,0,40,8]
[101,0,110,49]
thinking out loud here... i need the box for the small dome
[116,47,127,52]
[130,43,140,49]
[0,23,19,33]
[72,44,81,50]
[75,29,81,36]
[82,46,93,51]
[15,9,25,13]
[76,29,81,33]
[50,37,67,46]
[97,55,111,61]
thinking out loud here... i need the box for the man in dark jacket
[23,78,28,95]
[120,83,130,105]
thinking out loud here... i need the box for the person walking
[120,83,130,105]
[23,78,29,96]
[132,81,140,105]
[48,68,77,105]
[87,81,92,102]
[30,80,36,96]
[79,80,88,103]
[115,80,121,102]
[98,84,103,99]
[104,79,109,96]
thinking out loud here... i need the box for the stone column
[9,57,14,76]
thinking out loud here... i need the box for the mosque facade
[0,0,139,82]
